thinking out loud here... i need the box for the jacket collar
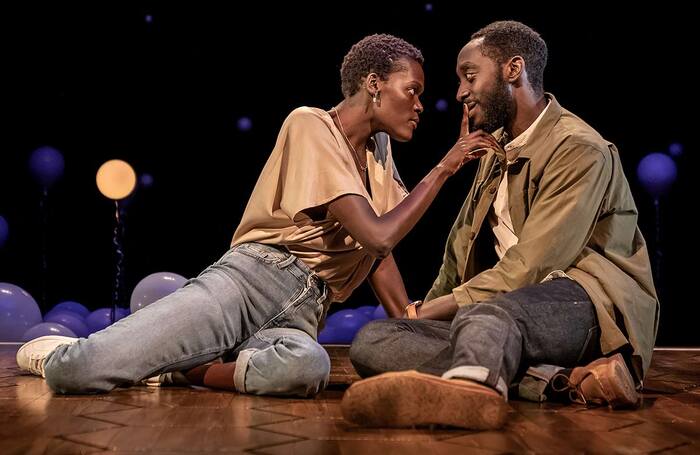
[492,93,562,162]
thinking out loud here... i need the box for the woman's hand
[437,103,493,175]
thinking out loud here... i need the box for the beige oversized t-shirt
[231,107,408,302]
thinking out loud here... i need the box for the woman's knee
[247,335,330,397]
[291,340,331,394]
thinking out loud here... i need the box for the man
[342,20,659,430]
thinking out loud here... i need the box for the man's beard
[475,74,514,134]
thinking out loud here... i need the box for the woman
[16,34,493,397]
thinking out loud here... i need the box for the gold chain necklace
[332,107,368,172]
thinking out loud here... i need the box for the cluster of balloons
[318,305,388,344]
[0,272,187,342]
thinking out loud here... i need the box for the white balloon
[130,272,187,313]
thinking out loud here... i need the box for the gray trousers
[350,278,601,399]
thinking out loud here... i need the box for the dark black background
[1,3,693,344]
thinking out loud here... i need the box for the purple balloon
[22,322,76,341]
[85,308,114,333]
[51,300,90,318]
[318,325,339,344]
[44,308,83,321]
[356,305,377,320]
[44,311,89,338]
[637,153,677,198]
[0,282,43,341]
[324,310,370,344]
[435,99,448,112]
[373,304,388,320]
[130,272,187,313]
[668,143,683,157]
[140,173,154,188]
[29,146,65,188]
[325,309,356,325]
[237,116,253,132]
[115,307,130,321]
[0,215,8,248]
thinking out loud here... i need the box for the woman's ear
[365,72,380,98]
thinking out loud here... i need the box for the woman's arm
[328,106,497,259]
[367,253,410,318]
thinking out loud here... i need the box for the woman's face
[372,58,424,142]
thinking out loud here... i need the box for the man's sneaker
[553,353,640,409]
[16,335,78,378]
[341,370,508,430]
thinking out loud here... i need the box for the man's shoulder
[554,108,611,156]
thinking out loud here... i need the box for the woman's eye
[408,88,416,96]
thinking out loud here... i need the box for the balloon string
[40,187,48,314]
[112,200,124,324]
[654,197,662,295]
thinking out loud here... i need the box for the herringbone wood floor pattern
[1,345,699,454]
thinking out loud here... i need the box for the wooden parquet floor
[1,344,699,454]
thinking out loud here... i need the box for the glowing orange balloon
[96,160,136,200]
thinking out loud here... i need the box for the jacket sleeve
[424,166,482,302]
[452,142,612,306]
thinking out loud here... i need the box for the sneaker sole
[341,371,508,430]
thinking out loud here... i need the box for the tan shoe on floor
[340,370,508,430]
[557,353,640,409]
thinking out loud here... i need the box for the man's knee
[349,319,405,377]
[453,302,518,333]
[350,319,387,357]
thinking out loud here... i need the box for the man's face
[455,39,514,133]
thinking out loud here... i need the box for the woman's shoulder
[285,106,332,126]
[280,107,339,151]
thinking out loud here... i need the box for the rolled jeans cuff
[233,348,257,393]
[519,363,565,402]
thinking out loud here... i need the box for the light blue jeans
[44,242,331,397]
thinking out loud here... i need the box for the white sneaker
[16,335,78,378]
[141,371,190,387]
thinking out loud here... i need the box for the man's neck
[505,92,547,140]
